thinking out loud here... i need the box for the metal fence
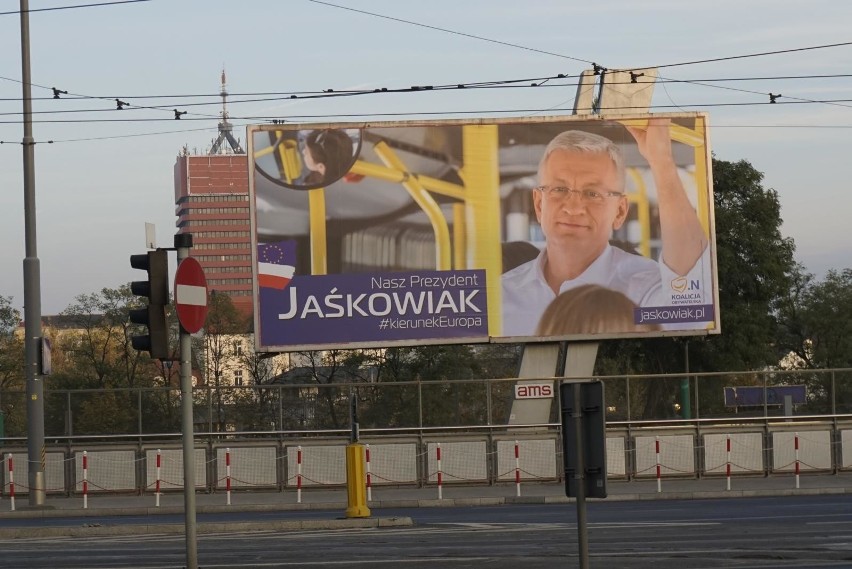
[1,368,851,440]
[2,418,852,498]
[3,368,852,497]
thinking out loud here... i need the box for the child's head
[302,129,354,184]
[536,284,658,336]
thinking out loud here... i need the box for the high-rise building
[173,71,252,316]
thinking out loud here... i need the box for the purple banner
[634,304,715,325]
[259,269,488,346]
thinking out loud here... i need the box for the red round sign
[174,257,208,333]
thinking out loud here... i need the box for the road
[3,495,852,568]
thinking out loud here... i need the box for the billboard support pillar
[562,342,599,380]
[508,343,561,427]
[508,342,599,428]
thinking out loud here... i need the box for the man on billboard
[501,118,711,337]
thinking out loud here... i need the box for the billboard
[248,113,719,351]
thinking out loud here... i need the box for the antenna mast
[209,69,244,155]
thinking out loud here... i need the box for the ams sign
[514,383,554,399]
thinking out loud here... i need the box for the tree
[0,295,23,391]
[775,268,852,412]
[780,268,852,369]
[41,285,179,436]
[595,157,798,418]
[281,349,380,430]
[355,344,521,429]
[0,296,25,436]
[196,291,249,432]
[230,345,291,432]
[694,157,797,370]
[56,285,153,389]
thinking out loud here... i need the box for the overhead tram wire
[8,120,852,147]
[5,99,852,145]
[610,41,852,110]
[0,71,585,110]
[303,0,852,110]
[633,41,852,71]
[309,0,852,72]
[6,96,852,125]
[304,0,594,65]
[0,0,153,16]
[5,2,839,119]
[5,70,852,118]
[7,72,852,104]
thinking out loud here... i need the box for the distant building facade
[174,71,252,316]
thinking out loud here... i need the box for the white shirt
[500,244,712,337]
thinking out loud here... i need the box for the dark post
[561,380,607,569]
[174,233,198,569]
[20,0,46,507]
[350,394,359,443]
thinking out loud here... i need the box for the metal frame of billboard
[248,112,720,352]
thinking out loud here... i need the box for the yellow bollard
[345,443,371,518]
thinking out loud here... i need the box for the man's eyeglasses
[534,185,624,204]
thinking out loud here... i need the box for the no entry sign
[174,257,208,333]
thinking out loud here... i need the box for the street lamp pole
[19,0,46,507]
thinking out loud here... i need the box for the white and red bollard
[365,444,372,502]
[514,440,521,497]
[726,435,732,491]
[7,454,15,512]
[794,433,801,489]
[436,443,443,500]
[155,449,161,507]
[225,448,232,506]
[655,436,662,493]
[82,451,89,509]
[296,446,303,504]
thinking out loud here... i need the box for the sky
[1,0,851,315]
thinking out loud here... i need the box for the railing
[1,416,851,499]
[2,368,851,441]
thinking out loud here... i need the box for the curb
[2,486,851,525]
[0,516,413,539]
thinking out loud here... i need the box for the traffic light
[129,250,169,359]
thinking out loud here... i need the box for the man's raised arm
[626,117,708,276]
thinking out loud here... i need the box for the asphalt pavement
[1,472,851,537]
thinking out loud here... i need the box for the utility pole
[20,0,46,507]
[175,234,198,569]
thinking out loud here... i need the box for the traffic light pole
[176,235,198,569]
[20,0,46,508]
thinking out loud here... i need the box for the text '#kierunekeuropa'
[277,287,483,320]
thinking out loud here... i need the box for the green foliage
[0,296,25,434]
[73,391,136,435]
[355,344,521,428]
[597,157,797,380]
[780,268,852,369]
[194,292,250,432]
[57,285,162,389]
[0,295,23,391]
[698,158,796,370]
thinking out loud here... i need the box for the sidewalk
[3,471,852,519]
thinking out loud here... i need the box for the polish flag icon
[257,241,296,289]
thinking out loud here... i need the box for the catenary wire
[3,71,852,116]
[3,97,852,127]
[4,73,852,103]
[304,0,594,65]
[0,0,152,17]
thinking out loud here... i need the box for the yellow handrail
[373,142,452,271]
